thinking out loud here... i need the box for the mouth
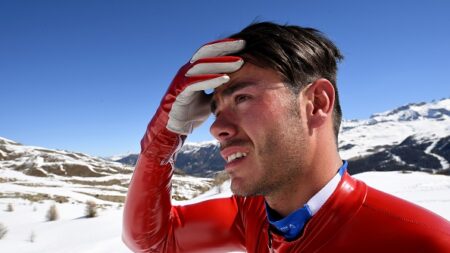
[221,148,250,172]
[226,151,248,163]
[220,140,251,170]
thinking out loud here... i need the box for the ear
[304,79,335,129]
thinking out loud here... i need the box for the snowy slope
[0,137,213,204]
[0,171,449,253]
[0,98,449,252]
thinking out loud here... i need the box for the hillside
[116,98,450,177]
[0,171,449,253]
[0,137,212,204]
[0,98,449,253]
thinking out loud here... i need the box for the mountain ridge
[115,98,450,176]
[1,97,448,205]
[0,137,212,204]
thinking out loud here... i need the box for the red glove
[140,38,245,161]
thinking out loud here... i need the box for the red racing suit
[122,126,450,253]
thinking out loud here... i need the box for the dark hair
[229,22,344,139]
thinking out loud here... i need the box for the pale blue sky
[1,0,449,156]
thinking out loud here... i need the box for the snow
[107,152,135,162]
[0,200,128,253]
[370,98,450,121]
[354,171,450,219]
[425,139,450,170]
[339,110,450,159]
[184,140,219,147]
[0,137,17,144]
[181,140,219,154]
[1,171,449,253]
[166,98,450,164]
[1,98,449,252]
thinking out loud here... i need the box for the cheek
[238,104,285,146]
[236,93,292,137]
[238,102,275,129]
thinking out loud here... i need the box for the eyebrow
[210,81,258,114]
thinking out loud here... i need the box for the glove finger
[184,75,230,93]
[174,74,228,105]
[186,56,244,76]
[190,38,245,63]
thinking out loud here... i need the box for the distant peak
[0,136,20,145]
[369,97,450,122]
[183,140,218,147]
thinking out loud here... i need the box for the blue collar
[265,161,348,240]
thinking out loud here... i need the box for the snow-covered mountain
[1,98,449,206]
[113,140,224,177]
[0,137,213,204]
[341,98,450,175]
[174,141,224,177]
[339,98,449,159]
[0,98,449,253]
[117,98,450,177]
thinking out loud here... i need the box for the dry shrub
[85,200,98,218]
[28,230,36,243]
[46,204,59,221]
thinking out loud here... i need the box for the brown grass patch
[77,192,125,203]
[23,168,47,177]
[0,178,17,183]
[65,178,123,186]
[0,192,69,203]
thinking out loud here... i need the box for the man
[123,22,450,252]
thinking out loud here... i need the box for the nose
[210,112,237,142]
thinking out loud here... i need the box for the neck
[265,151,342,217]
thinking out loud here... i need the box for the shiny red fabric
[123,146,450,252]
[123,53,450,251]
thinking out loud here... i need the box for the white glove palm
[166,39,245,135]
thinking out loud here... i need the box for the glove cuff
[141,107,185,164]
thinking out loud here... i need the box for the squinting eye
[235,94,250,104]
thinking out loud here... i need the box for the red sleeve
[122,125,245,252]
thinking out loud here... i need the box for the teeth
[227,152,247,163]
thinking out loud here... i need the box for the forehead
[212,62,282,98]
[210,63,287,114]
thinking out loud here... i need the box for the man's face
[210,63,309,197]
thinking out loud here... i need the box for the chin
[230,183,246,197]
[231,182,259,197]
